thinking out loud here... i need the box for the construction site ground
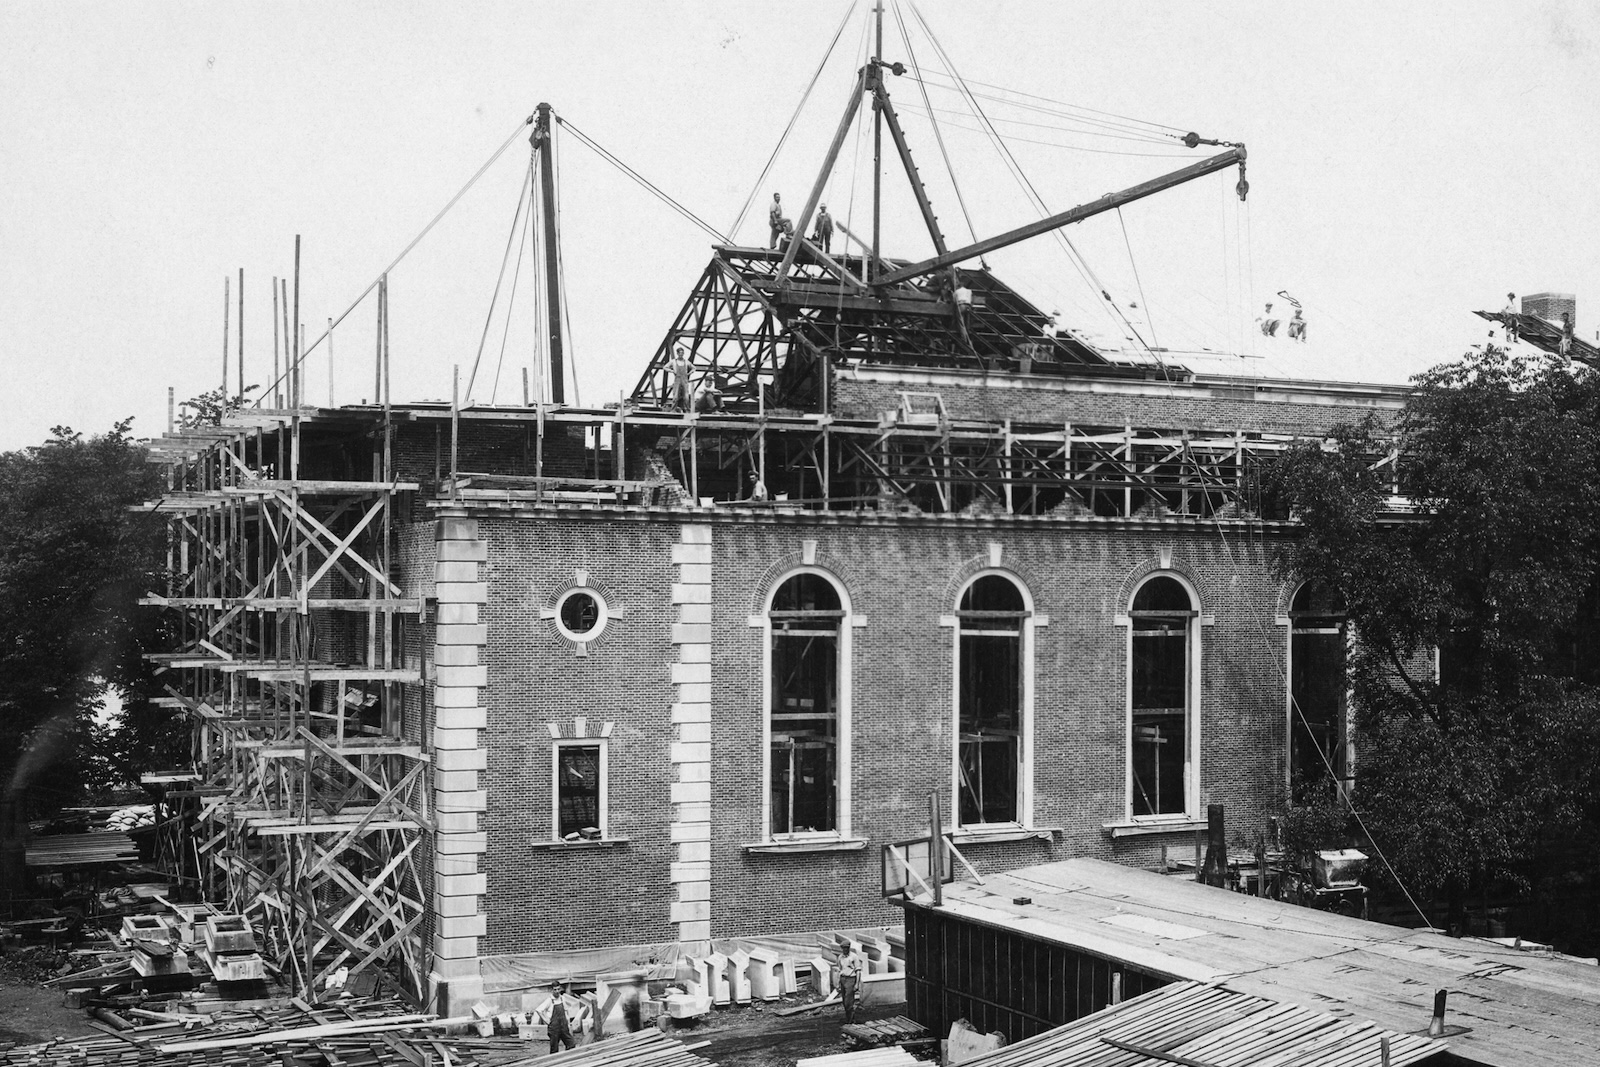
[684,993,915,1067]
[0,976,97,1044]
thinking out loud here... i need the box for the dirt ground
[0,977,98,1045]
[673,989,918,1067]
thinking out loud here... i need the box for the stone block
[670,822,711,843]
[677,881,710,902]
[434,644,479,666]
[436,789,488,813]
[671,662,711,685]
[670,780,711,804]
[437,541,489,561]
[437,913,488,940]
[671,702,712,724]
[677,841,711,863]
[435,581,488,603]
[435,622,487,645]
[436,517,479,541]
[433,687,483,709]
[435,664,489,688]
[670,742,711,765]
[435,871,488,897]
[432,933,481,960]
[681,525,712,544]
[434,767,481,793]
[437,603,479,626]
[434,831,488,855]
[434,705,488,729]
[678,920,712,942]
[435,561,479,584]
[435,747,488,771]
[671,543,713,565]
[669,899,710,924]
[671,582,712,604]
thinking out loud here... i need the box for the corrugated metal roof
[961,980,1442,1067]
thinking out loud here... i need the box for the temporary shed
[899,858,1600,1066]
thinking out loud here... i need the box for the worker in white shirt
[837,945,867,1024]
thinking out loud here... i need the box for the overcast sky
[3,1,1597,451]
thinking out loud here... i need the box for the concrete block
[434,768,481,793]
[677,762,711,783]
[677,563,713,585]
[434,892,482,917]
[670,861,710,883]
[433,687,483,709]
[670,780,711,804]
[675,801,711,824]
[671,662,711,685]
[678,722,711,745]
[678,603,712,624]
[432,933,481,960]
[677,643,711,663]
[436,789,488,813]
[435,852,479,876]
[677,841,711,863]
[669,900,710,924]
[672,622,713,645]
[671,701,712,724]
[670,742,711,765]
[435,582,488,603]
[435,810,480,833]
[434,831,488,855]
[435,561,479,583]
[670,822,711,843]
[436,517,479,541]
[435,872,488,897]
[435,748,488,771]
[676,682,711,705]
[681,525,712,544]
[671,583,712,604]
[434,705,487,730]
[436,664,489,688]
[437,913,488,940]
[437,603,479,626]
[671,543,713,565]
[435,623,487,645]
[437,540,489,561]
[434,644,479,666]
[678,920,712,942]
[677,882,711,904]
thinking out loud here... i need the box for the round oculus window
[555,589,607,642]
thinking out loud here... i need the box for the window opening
[769,574,843,835]
[1131,576,1194,817]
[554,588,607,642]
[555,742,604,840]
[957,575,1026,826]
[1289,582,1346,794]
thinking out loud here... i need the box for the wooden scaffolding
[139,406,430,1002]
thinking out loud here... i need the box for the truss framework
[141,410,430,1002]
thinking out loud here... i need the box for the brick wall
[463,507,1303,957]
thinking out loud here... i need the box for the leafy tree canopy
[1271,346,1600,920]
[0,421,178,811]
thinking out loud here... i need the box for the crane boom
[873,147,1246,288]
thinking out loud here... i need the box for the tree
[1270,346,1600,936]
[0,421,176,815]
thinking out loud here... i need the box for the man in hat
[813,203,835,252]
[837,945,867,1025]
[547,981,576,1053]
[769,193,791,250]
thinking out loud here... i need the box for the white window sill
[529,836,631,851]
[1102,818,1206,839]
[744,837,868,854]
[949,826,1060,845]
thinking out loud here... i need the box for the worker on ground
[547,981,576,1053]
[769,193,792,250]
[813,204,835,252]
[669,346,692,411]
[1560,312,1575,359]
[1502,293,1519,344]
[838,944,867,1025]
[1287,307,1307,342]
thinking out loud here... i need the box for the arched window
[955,574,1029,826]
[1130,575,1198,818]
[768,573,846,836]
[1289,581,1346,794]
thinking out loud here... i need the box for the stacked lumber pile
[796,1050,919,1067]
[839,1016,926,1048]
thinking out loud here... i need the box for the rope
[892,0,980,248]
[556,117,729,244]
[900,86,1182,145]
[728,0,858,241]
[254,114,535,407]
[908,67,1188,139]
[553,119,579,405]
[490,169,535,405]
[465,160,533,401]
[1117,206,1159,352]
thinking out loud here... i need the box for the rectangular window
[958,630,1021,825]
[1131,619,1188,816]
[771,622,838,834]
[1290,624,1345,787]
[553,741,605,840]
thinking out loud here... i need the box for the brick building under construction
[139,46,1413,1014]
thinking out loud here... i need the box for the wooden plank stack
[839,1017,927,1048]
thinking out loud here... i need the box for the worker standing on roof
[1560,312,1575,359]
[1502,293,1519,344]
[669,346,692,411]
[813,204,834,252]
[769,193,791,250]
